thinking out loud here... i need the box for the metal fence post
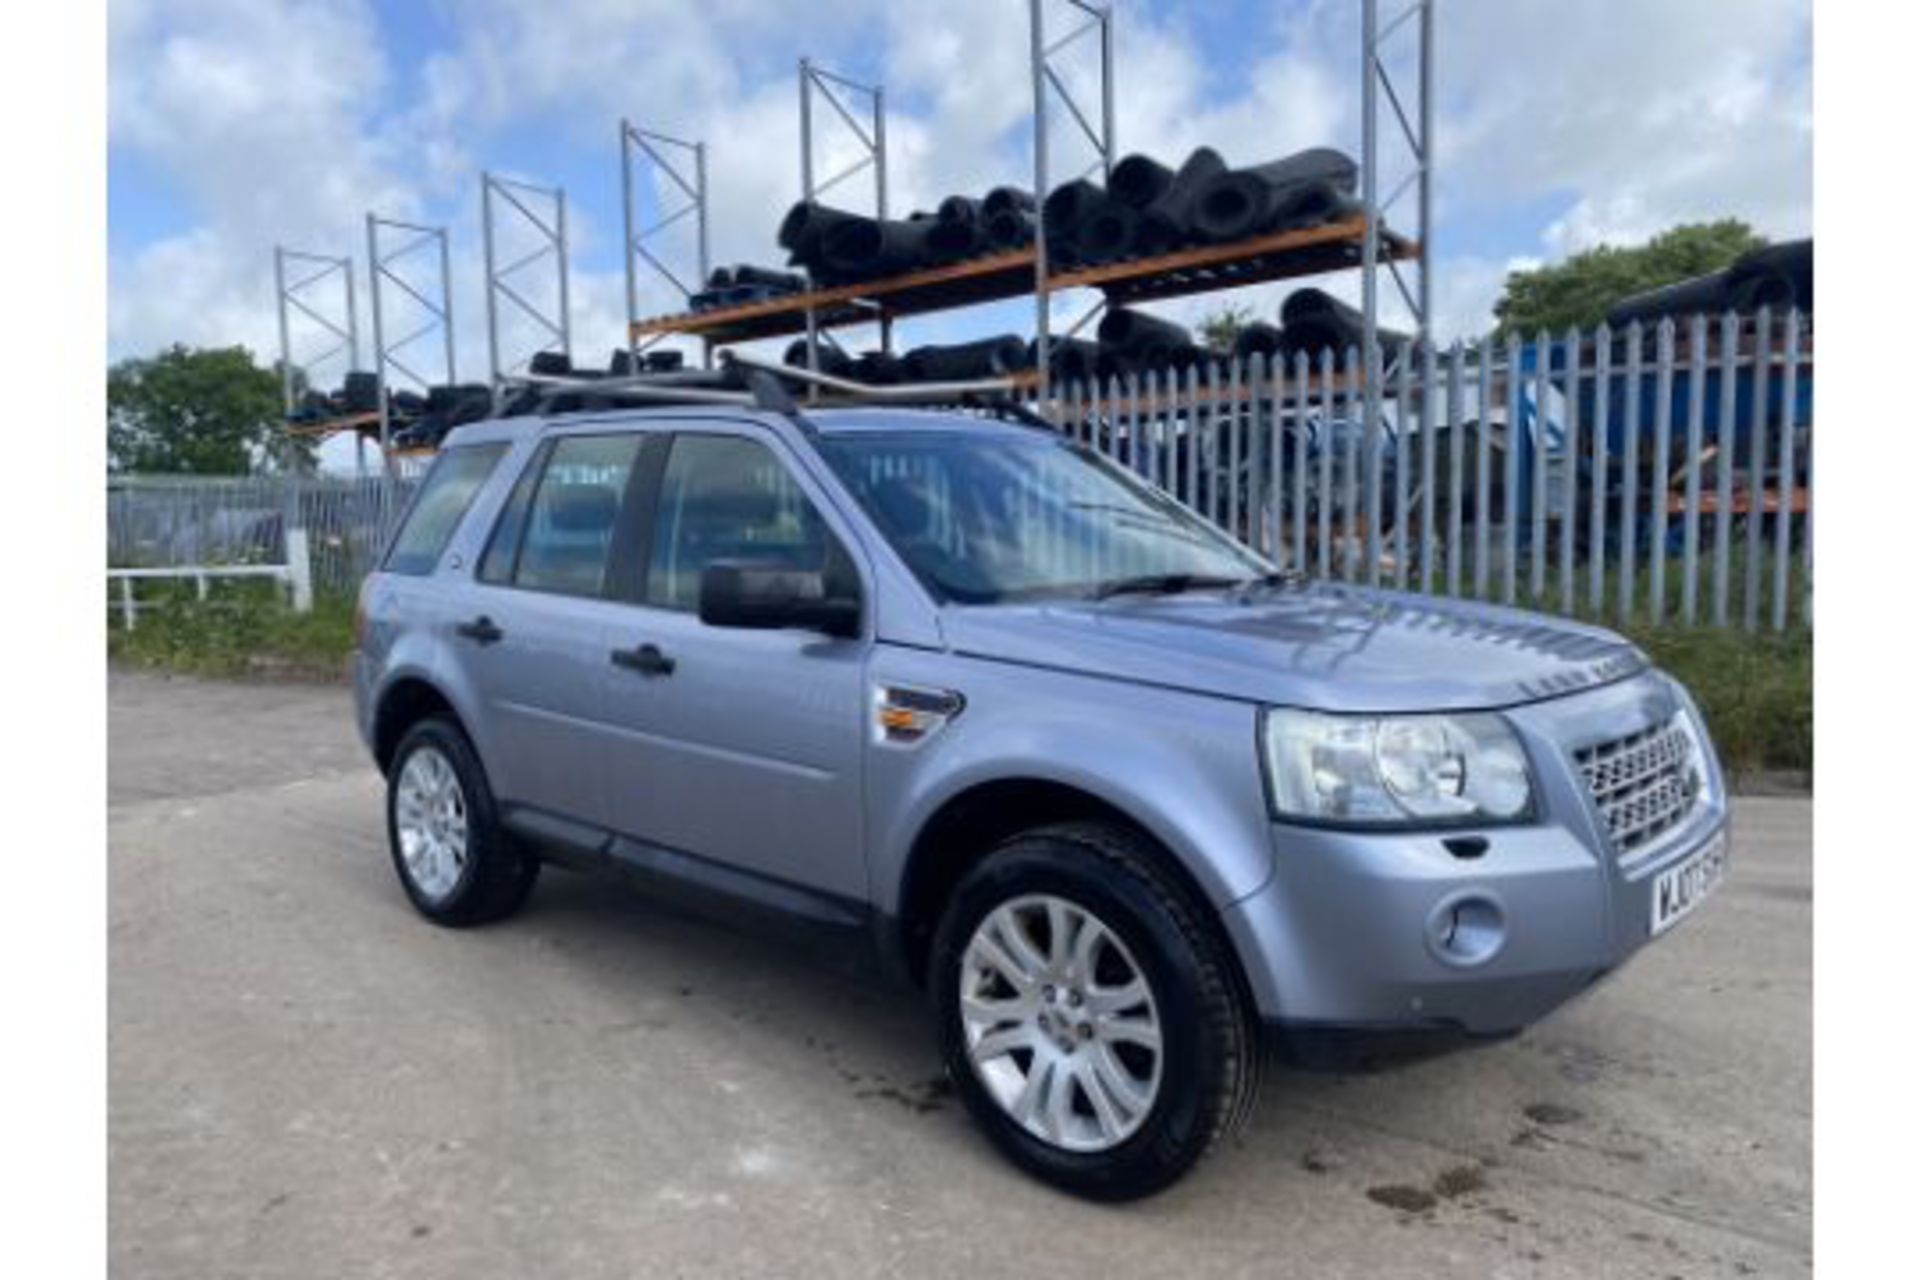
[1773,312,1802,631]
[1619,323,1644,622]
[1681,314,1708,623]
[1649,320,1676,626]
[1588,327,1612,616]
[1743,307,1773,630]
[1445,340,1465,597]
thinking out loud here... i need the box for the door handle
[610,642,676,677]
[455,615,504,645]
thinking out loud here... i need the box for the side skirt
[500,802,893,980]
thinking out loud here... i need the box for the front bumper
[1220,672,1729,1037]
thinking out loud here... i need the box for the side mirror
[699,560,861,638]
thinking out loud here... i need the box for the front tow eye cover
[1425,891,1506,968]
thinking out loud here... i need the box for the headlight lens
[1261,709,1534,826]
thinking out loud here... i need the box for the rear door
[597,427,870,901]
[442,429,658,831]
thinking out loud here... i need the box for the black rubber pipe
[729,264,805,293]
[985,208,1036,250]
[779,202,869,274]
[982,186,1036,219]
[1604,272,1733,328]
[938,195,983,226]
[342,371,381,412]
[706,266,735,289]
[1109,153,1176,209]
[820,215,938,279]
[1727,238,1813,313]
[1269,180,1359,232]
[1233,321,1285,360]
[926,218,984,263]
[782,340,857,379]
[853,350,909,385]
[1192,148,1359,243]
[1042,178,1106,263]
[1097,307,1193,364]
[1132,146,1229,255]
[1277,287,1405,359]
[1026,336,1102,383]
[1074,195,1140,265]
[902,335,1029,382]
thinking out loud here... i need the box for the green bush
[108,579,356,681]
[1625,623,1811,780]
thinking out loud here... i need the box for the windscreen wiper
[1091,572,1246,601]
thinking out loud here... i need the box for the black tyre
[931,821,1261,1200]
[385,716,539,926]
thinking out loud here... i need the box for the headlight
[1260,709,1534,827]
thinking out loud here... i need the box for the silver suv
[353,399,1729,1200]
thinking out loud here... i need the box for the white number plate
[1650,832,1728,936]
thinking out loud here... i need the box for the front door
[597,428,869,902]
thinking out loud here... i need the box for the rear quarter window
[383,444,509,576]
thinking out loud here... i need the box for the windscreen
[820,431,1265,604]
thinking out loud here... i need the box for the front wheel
[931,822,1261,1200]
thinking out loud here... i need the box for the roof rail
[492,353,1050,432]
[721,352,1051,431]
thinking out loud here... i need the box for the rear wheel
[386,716,538,926]
[931,822,1260,1200]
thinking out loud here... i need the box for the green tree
[107,344,312,475]
[1493,219,1766,336]
[1195,302,1255,354]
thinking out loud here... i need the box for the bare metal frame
[798,57,890,374]
[622,122,710,357]
[365,215,456,472]
[482,171,572,387]
[272,247,359,416]
[1028,0,1116,402]
[1360,0,1436,581]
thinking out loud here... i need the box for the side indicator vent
[874,685,965,745]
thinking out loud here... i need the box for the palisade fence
[107,467,424,601]
[106,308,1811,632]
[1050,307,1812,632]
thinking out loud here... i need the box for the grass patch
[108,579,356,682]
[1623,622,1811,780]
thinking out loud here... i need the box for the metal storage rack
[482,171,572,388]
[272,246,367,470]
[621,121,710,362]
[281,0,1436,459]
[625,0,1432,408]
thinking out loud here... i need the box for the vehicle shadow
[502,863,1473,1195]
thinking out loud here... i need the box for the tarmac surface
[109,668,1811,1278]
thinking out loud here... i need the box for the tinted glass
[513,435,643,597]
[820,431,1264,603]
[646,435,835,611]
[478,443,547,584]
[383,444,508,576]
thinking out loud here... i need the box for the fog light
[1425,892,1506,968]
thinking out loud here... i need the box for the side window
[645,434,837,612]
[477,442,548,584]
[512,435,643,597]
[383,444,508,576]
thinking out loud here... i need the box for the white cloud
[109,0,1812,401]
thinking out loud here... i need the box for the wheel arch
[372,674,470,775]
[890,776,1236,991]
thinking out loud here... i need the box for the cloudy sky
[109,0,1811,425]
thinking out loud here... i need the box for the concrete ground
[109,669,1811,1279]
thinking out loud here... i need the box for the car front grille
[1574,716,1703,856]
